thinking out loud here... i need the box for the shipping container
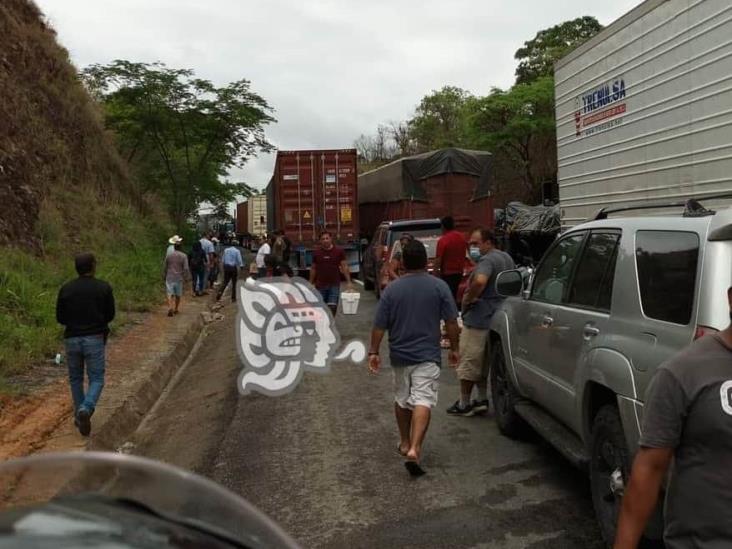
[357,148,494,238]
[265,149,360,273]
[555,0,732,228]
[247,195,267,236]
[235,201,248,235]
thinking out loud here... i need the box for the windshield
[0,452,299,548]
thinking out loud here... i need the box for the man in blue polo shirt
[368,240,460,477]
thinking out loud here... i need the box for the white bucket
[341,291,361,315]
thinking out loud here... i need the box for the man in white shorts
[368,240,460,476]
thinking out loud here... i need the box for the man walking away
[56,253,115,437]
[217,243,244,302]
[615,287,732,548]
[188,240,208,297]
[200,232,215,287]
[163,238,189,317]
[369,240,460,476]
[435,216,467,305]
[447,228,514,416]
[310,231,353,316]
[256,236,271,279]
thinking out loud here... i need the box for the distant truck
[357,148,494,239]
[247,195,267,236]
[235,201,248,235]
[555,0,732,228]
[265,149,360,274]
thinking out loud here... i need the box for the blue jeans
[65,335,106,414]
[318,285,341,306]
[192,268,206,294]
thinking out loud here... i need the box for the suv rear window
[636,231,700,325]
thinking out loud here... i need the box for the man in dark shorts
[615,286,732,548]
[310,231,352,315]
[435,215,467,305]
[368,240,460,476]
[56,253,115,437]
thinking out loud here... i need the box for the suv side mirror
[496,269,523,297]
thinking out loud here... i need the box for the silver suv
[490,202,732,545]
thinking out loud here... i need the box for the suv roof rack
[592,192,732,221]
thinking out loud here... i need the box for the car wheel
[590,405,631,548]
[490,341,527,438]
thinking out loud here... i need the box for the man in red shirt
[435,216,467,305]
[310,231,353,315]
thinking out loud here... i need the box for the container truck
[235,201,248,235]
[247,195,267,236]
[265,149,360,274]
[555,0,732,228]
[357,148,494,239]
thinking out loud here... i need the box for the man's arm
[56,289,65,326]
[445,319,460,367]
[614,448,673,548]
[309,261,317,285]
[462,273,488,309]
[368,327,386,374]
[339,258,353,287]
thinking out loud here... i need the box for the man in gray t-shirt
[369,240,459,477]
[615,287,732,548]
[447,228,514,417]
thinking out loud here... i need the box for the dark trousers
[442,273,462,305]
[218,266,239,302]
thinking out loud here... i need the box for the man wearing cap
[615,286,732,548]
[163,236,189,317]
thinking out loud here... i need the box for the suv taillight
[695,325,719,340]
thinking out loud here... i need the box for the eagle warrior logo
[236,277,366,396]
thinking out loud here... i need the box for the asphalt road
[132,279,604,549]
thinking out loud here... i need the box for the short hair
[320,231,332,239]
[75,253,96,276]
[441,216,455,231]
[402,240,427,271]
[472,227,497,245]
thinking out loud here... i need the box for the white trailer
[555,0,732,227]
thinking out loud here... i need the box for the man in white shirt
[255,236,271,278]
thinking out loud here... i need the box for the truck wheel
[490,342,526,438]
[590,405,630,547]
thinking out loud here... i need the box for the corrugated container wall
[555,0,732,227]
[267,149,359,246]
[235,201,248,234]
[247,195,267,236]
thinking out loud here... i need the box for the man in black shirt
[56,253,115,437]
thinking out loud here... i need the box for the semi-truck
[265,149,360,274]
[555,0,732,228]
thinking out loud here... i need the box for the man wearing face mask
[447,228,514,416]
[615,288,732,548]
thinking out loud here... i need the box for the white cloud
[37,0,641,194]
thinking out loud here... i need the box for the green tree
[465,76,556,197]
[514,16,602,84]
[408,86,473,151]
[82,60,275,230]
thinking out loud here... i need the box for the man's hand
[368,354,381,374]
[449,350,460,368]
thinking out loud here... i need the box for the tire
[590,405,631,548]
[490,341,527,438]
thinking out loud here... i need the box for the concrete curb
[86,306,208,452]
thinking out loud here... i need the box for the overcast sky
[36,0,639,201]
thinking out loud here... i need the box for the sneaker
[472,399,490,414]
[77,409,91,437]
[446,400,474,417]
